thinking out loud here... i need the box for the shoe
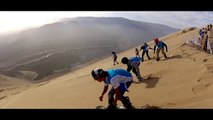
[122,96,133,109]
[139,78,143,81]
[138,77,143,81]
[141,104,150,109]
[106,104,117,109]
[131,105,137,109]
[163,56,167,59]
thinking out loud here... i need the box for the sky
[1,11,213,36]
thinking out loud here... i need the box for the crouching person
[121,57,143,81]
[91,68,133,109]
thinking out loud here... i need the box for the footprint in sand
[197,78,201,83]
[181,51,197,61]
[205,83,211,87]
[6,87,18,90]
[141,104,162,109]
[11,91,21,95]
[206,66,213,73]
[203,59,208,62]
[193,58,196,61]
[34,81,50,88]
[166,103,176,106]
[182,52,187,55]
[0,96,8,100]
[0,89,5,93]
[189,58,196,61]
[192,82,211,94]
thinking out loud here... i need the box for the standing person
[121,57,143,81]
[135,48,140,57]
[201,31,208,52]
[153,38,168,61]
[140,43,152,62]
[112,52,119,65]
[199,29,203,38]
[210,24,212,31]
[91,68,133,109]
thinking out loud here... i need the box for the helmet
[121,57,128,64]
[154,38,159,44]
[91,68,104,80]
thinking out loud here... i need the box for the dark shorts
[114,56,117,61]
[119,81,132,92]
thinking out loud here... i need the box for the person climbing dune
[112,52,119,65]
[140,42,153,62]
[153,38,168,61]
[121,57,143,81]
[91,68,134,109]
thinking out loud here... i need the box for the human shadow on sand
[133,76,160,88]
[162,54,183,61]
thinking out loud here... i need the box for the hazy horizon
[0,11,213,36]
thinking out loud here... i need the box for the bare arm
[148,45,153,50]
[101,85,108,96]
[127,65,132,72]
[99,85,108,101]
[153,45,157,54]
[163,42,168,52]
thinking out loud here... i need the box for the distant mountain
[0,17,179,80]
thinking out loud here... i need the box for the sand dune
[18,71,38,80]
[0,28,213,108]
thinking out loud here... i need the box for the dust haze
[0,17,178,80]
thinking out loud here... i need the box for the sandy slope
[0,74,33,102]
[1,28,213,108]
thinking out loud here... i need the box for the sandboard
[96,104,161,109]
[162,54,173,60]
[96,105,125,109]
[143,74,152,80]
[151,54,173,63]
[133,74,152,83]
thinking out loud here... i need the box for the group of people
[91,38,168,109]
[184,25,213,54]
[199,24,212,52]
[135,38,168,62]
[135,43,151,62]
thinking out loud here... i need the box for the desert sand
[0,28,213,109]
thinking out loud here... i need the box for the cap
[154,38,159,44]
[91,68,104,80]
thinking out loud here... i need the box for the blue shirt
[105,69,132,90]
[156,41,165,48]
[154,41,168,53]
[143,44,149,51]
[129,57,141,66]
